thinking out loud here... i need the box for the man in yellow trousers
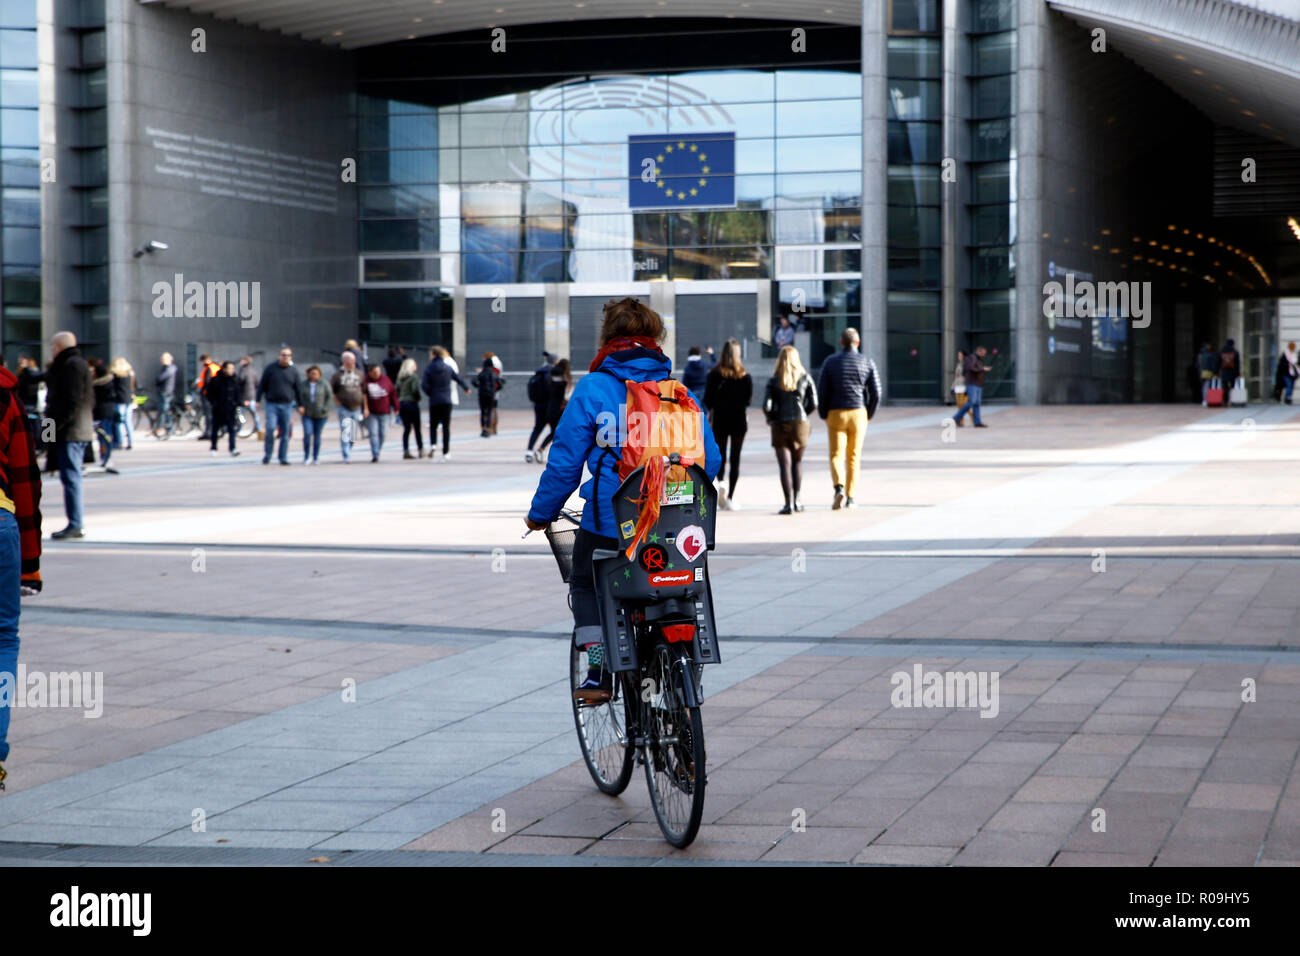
[816,327,882,510]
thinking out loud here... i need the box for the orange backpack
[600,375,706,558]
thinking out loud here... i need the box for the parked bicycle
[542,456,721,848]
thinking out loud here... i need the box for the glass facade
[69,0,108,351]
[887,0,942,399]
[964,0,1016,398]
[357,55,862,359]
[0,0,38,355]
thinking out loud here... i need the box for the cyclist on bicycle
[525,298,721,703]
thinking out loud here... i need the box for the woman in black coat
[703,339,752,509]
[536,358,572,461]
[89,357,117,471]
[203,361,242,455]
[764,345,818,514]
[472,353,504,437]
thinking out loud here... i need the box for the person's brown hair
[552,357,572,383]
[599,297,664,346]
[716,338,746,380]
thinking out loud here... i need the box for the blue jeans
[954,384,983,425]
[0,511,19,761]
[1286,378,1295,401]
[302,416,325,461]
[338,407,363,461]
[263,402,293,462]
[57,440,87,530]
[114,402,132,448]
[367,414,389,459]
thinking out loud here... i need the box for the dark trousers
[429,403,452,454]
[478,395,494,431]
[399,400,423,453]
[715,426,746,496]
[210,413,236,451]
[570,529,618,631]
[527,404,547,449]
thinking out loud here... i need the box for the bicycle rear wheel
[571,643,634,795]
[644,642,706,848]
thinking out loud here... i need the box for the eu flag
[628,132,735,209]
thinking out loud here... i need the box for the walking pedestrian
[1275,342,1298,404]
[382,346,405,383]
[331,351,367,463]
[765,345,817,514]
[774,315,796,349]
[951,349,967,413]
[195,353,219,440]
[89,358,117,473]
[108,357,135,449]
[204,360,241,456]
[421,346,470,461]
[681,345,713,408]
[951,345,992,429]
[816,327,881,510]
[256,346,302,465]
[1219,339,1242,394]
[473,353,504,438]
[296,365,332,465]
[342,338,366,371]
[0,358,43,792]
[535,358,573,461]
[45,332,93,538]
[396,357,424,459]
[364,363,399,462]
[525,350,554,462]
[1198,343,1218,405]
[237,355,258,426]
[156,351,178,414]
[704,339,752,509]
[15,356,43,411]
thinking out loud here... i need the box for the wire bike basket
[544,511,582,584]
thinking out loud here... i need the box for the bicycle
[235,404,258,439]
[543,455,721,848]
[151,392,203,440]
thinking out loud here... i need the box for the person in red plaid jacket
[0,363,42,790]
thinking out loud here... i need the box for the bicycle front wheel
[644,642,706,848]
[235,406,256,438]
[571,643,634,795]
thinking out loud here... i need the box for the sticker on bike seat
[619,519,635,539]
[675,524,706,563]
[638,544,669,572]
[649,570,693,587]
[662,480,693,505]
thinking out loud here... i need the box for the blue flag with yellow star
[628,132,735,209]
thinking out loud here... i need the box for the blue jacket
[527,347,721,538]
[421,358,469,405]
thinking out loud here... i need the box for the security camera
[132,240,169,258]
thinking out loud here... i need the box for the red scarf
[589,336,663,373]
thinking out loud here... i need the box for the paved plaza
[1,402,1298,866]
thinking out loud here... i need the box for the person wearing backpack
[535,358,573,463]
[524,297,720,702]
[1219,339,1242,392]
[473,353,504,438]
[765,345,817,514]
[0,359,43,793]
[525,351,554,463]
[1274,342,1298,404]
[421,346,471,461]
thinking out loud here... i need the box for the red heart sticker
[675,524,706,563]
